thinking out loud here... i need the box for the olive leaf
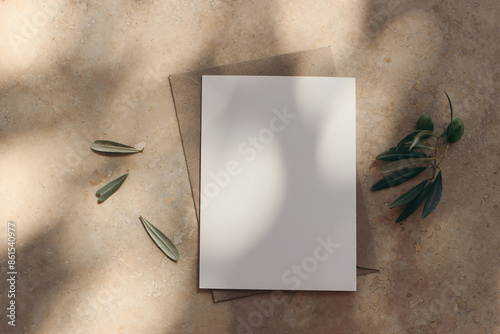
[389,180,428,208]
[376,150,428,161]
[422,171,443,218]
[381,158,431,174]
[96,173,128,203]
[409,130,437,150]
[372,167,428,191]
[395,184,431,223]
[91,140,143,154]
[395,130,424,150]
[139,216,179,261]
[390,144,433,151]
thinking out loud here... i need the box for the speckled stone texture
[0,1,498,333]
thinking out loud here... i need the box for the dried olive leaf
[91,140,143,154]
[139,216,179,261]
[96,173,128,203]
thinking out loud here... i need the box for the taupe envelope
[169,46,379,302]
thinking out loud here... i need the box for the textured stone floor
[0,0,498,333]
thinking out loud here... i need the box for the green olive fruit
[416,113,434,139]
[446,117,464,143]
[416,113,434,131]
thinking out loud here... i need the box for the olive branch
[372,92,465,223]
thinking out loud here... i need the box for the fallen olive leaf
[96,173,128,203]
[91,140,143,154]
[139,216,179,261]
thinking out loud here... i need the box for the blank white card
[200,76,356,291]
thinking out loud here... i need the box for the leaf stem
[431,136,440,180]
[436,143,450,169]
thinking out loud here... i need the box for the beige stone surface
[0,0,498,333]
